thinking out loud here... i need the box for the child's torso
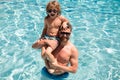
[46,16,62,36]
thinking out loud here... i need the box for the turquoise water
[0,0,120,80]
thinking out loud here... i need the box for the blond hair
[46,0,61,15]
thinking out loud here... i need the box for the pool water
[0,0,120,80]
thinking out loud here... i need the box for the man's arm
[53,47,78,73]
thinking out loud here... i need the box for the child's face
[47,8,58,19]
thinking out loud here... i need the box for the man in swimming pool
[43,23,78,75]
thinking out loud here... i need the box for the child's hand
[62,22,68,29]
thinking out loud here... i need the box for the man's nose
[61,27,67,31]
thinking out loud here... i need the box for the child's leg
[41,46,46,59]
[32,40,43,49]
[44,59,55,73]
[45,46,56,63]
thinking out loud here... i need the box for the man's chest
[56,48,71,61]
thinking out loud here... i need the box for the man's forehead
[61,29,71,33]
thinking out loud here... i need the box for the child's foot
[32,40,41,48]
[48,69,55,73]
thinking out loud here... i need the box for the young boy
[32,1,69,63]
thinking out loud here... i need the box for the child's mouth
[51,14,55,16]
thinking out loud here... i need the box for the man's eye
[67,26,69,28]
[60,26,63,29]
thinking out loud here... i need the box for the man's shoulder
[68,42,78,53]
[68,41,75,47]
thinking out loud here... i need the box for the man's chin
[60,39,68,46]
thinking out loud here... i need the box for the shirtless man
[32,1,69,63]
[44,23,78,75]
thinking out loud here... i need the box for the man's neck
[52,41,69,54]
[60,40,69,47]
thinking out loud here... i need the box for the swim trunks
[44,35,60,41]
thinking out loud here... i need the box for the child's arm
[60,15,69,22]
[60,15,69,28]
[40,19,47,39]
